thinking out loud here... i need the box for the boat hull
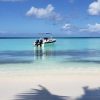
[44,40,56,44]
[33,39,56,46]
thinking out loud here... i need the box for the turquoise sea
[0,38,100,65]
[0,38,100,100]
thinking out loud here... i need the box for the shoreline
[0,63,100,100]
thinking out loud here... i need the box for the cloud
[62,23,100,34]
[62,23,79,34]
[68,0,75,3]
[80,23,100,33]
[0,30,10,34]
[62,24,72,34]
[88,0,100,15]
[62,24,71,31]
[0,0,25,2]
[26,4,62,21]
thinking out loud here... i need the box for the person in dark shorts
[35,40,39,47]
[39,39,43,47]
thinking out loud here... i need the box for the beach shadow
[15,85,69,100]
[77,86,100,100]
[14,85,100,100]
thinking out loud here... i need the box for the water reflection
[33,44,55,61]
[34,46,45,60]
[1,48,100,64]
[33,46,100,64]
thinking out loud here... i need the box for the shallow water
[0,38,100,65]
[0,38,100,100]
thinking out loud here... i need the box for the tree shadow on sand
[15,85,100,100]
[15,85,70,100]
[77,87,100,100]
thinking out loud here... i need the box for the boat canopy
[38,33,53,38]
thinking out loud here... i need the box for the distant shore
[1,37,100,39]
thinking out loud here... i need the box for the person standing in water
[35,40,39,47]
[39,39,43,47]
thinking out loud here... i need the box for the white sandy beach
[0,62,100,100]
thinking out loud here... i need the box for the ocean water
[0,38,100,100]
[0,38,100,65]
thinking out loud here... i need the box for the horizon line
[1,36,100,39]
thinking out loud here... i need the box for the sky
[0,0,100,37]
